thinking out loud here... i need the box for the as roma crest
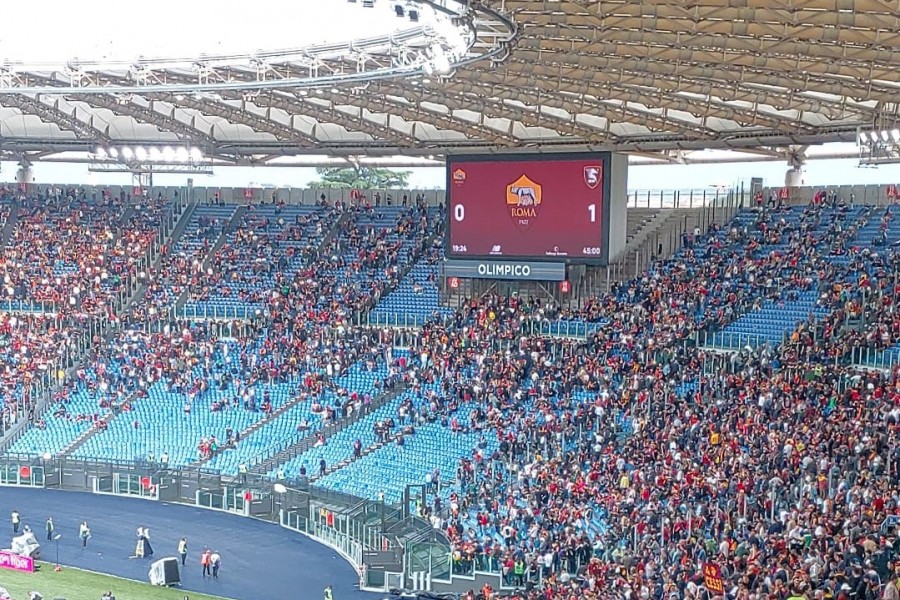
[584,165,602,189]
[506,174,542,230]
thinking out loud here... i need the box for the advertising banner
[0,550,34,573]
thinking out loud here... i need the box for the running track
[0,487,385,600]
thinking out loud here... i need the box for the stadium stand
[3,191,900,600]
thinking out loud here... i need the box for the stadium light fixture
[858,127,900,166]
[162,146,176,162]
[121,146,134,160]
[0,1,509,98]
[189,147,203,162]
[134,146,148,161]
[432,47,451,74]
[108,147,119,158]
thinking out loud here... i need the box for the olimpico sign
[443,259,566,281]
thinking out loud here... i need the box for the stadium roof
[0,0,894,166]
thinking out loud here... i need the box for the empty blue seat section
[70,335,300,467]
[207,350,409,475]
[9,367,118,456]
[369,258,451,326]
[706,291,830,349]
[316,421,498,505]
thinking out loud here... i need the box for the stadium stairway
[359,229,444,327]
[320,209,353,250]
[116,198,197,316]
[191,385,324,468]
[174,205,246,316]
[0,202,19,246]
[248,383,408,476]
[308,431,404,482]
[56,389,143,457]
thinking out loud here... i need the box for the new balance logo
[491,245,502,253]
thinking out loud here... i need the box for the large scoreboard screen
[446,153,611,263]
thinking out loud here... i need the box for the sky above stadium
[0,0,409,67]
[5,158,900,192]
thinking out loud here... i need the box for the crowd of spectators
[4,187,900,600]
[0,190,169,317]
[377,202,900,600]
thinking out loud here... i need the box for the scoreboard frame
[444,151,613,265]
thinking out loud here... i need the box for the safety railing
[93,472,159,501]
[849,346,900,371]
[180,303,263,321]
[520,318,606,339]
[626,184,751,209]
[365,312,433,328]
[281,509,364,567]
[696,329,788,352]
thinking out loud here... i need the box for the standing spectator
[201,548,211,577]
[79,521,90,547]
[45,517,53,541]
[11,510,19,534]
[210,550,221,579]
[177,538,188,566]
[885,569,900,600]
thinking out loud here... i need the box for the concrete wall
[761,183,898,206]
[606,152,629,262]
[21,183,447,206]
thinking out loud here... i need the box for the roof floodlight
[881,130,890,142]
[95,147,107,159]
[108,147,119,159]
[189,147,203,162]
[858,132,867,144]
[870,131,880,142]
[395,4,404,17]
[121,146,134,160]
[149,147,162,161]
[433,49,451,74]
[135,146,148,161]
[408,9,418,21]
[892,129,900,142]
[175,147,190,162]
[162,146,176,162]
